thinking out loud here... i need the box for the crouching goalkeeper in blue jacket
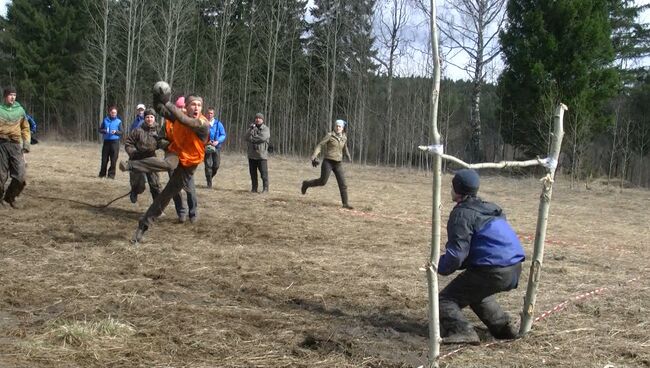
[438,169,525,345]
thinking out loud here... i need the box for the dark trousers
[129,171,161,200]
[99,139,120,178]
[0,140,26,202]
[303,158,349,205]
[248,158,268,192]
[439,263,522,337]
[204,150,220,187]
[138,164,197,230]
[172,173,197,219]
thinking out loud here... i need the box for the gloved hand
[157,138,170,151]
[311,159,320,167]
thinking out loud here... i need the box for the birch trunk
[519,103,567,335]
[427,0,442,366]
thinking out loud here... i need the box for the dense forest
[0,0,649,186]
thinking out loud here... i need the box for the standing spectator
[204,107,226,188]
[131,103,146,131]
[301,119,353,209]
[244,112,270,193]
[124,108,161,204]
[25,113,38,144]
[98,106,123,179]
[437,169,525,344]
[0,87,30,208]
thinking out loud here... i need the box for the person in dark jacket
[98,106,123,179]
[244,112,270,193]
[124,108,161,204]
[301,119,353,209]
[438,169,525,345]
[130,103,146,131]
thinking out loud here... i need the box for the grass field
[0,142,648,368]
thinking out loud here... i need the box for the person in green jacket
[0,87,30,208]
[301,119,353,209]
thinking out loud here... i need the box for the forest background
[0,0,649,187]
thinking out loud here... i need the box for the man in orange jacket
[119,82,208,244]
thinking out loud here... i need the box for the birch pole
[519,103,567,335]
[426,0,442,366]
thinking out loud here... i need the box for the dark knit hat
[452,169,480,196]
[3,86,16,97]
[143,108,156,117]
[255,112,264,120]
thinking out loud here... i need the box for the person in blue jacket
[130,103,146,131]
[204,107,226,188]
[98,106,123,179]
[438,169,525,345]
[25,114,38,144]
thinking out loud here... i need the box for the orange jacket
[165,115,208,166]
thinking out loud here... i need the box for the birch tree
[439,0,506,162]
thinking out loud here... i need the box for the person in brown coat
[301,119,353,209]
[124,108,161,204]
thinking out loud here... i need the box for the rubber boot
[301,181,309,195]
[340,187,353,209]
[4,179,25,208]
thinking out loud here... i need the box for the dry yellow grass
[0,141,648,367]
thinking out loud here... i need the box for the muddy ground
[0,142,648,368]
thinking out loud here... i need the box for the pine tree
[499,0,619,158]
[0,0,91,128]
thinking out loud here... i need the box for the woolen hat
[143,108,156,117]
[136,103,146,110]
[255,112,264,120]
[452,169,480,196]
[3,87,16,97]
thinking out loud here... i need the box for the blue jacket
[100,116,123,141]
[131,114,144,131]
[26,114,37,133]
[208,118,226,149]
[438,197,525,275]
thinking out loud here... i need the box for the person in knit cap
[301,119,353,209]
[244,112,270,193]
[0,87,30,208]
[124,108,161,204]
[437,169,525,345]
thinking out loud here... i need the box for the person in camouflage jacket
[0,87,30,208]
[124,108,161,204]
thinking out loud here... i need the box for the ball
[153,81,171,96]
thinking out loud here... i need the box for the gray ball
[153,81,171,96]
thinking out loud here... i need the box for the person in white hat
[301,119,353,209]
[130,103,146,131]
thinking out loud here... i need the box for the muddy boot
[119,160,130,172]
[131,225,148,245]
[441,328,480,345]
[490,320,519,340]
[129,191,138,204]
[4,180,26,209]
[206,177,212,189]
[261,185,269,194]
